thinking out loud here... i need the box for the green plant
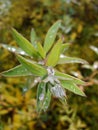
[0,20,87,113]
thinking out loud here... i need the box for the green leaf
[30,28,38,48]
[61,43,70,53]
[0,43,27,56]
[55,71,85,85]
[22,76,35,94]
[37,82,46,112]
[37,82,51,112]
[12,28,38,57]
[16,55,47,77]
[1,65,32,77]
[60,80,86,96]
[82,64,94,71]
[46,39,62,67]
[58,55,87,64]
[37,42,46,58]
[44,20,61,53]
[42,87,51,111]
[90,45,98,55]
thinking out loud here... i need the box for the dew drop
[93,62,98,69]
[24,68,27,72]
[49,35,53,38]
[7,47,11,51]
[23,87,28,93]
[47,67,55,76]
[44,106,48,111]
[39,93,44,101]
[20,51,26,55]
[12,48,16,52]
[34,79,38,83]
[60,54,65,58]
[52,30,56,33]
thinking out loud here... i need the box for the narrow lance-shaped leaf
[31,28,38,48]
[0,43,27,56]
[16,55,47,77]
[42,87,51,111]
[44,20,61,53]
[37,42,46,59]
[61,43,71,53]
[1,65,32,77]
[22,76,35,94]
[55,71,85,85]
[82,64,94,70]
[90,45,98,55]
[58,55,87,64]
[46,39,62,67]
[37,82,46,112]
[60,80,86,97]
[12,28,38,57]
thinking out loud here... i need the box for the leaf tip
[81,92,86,97]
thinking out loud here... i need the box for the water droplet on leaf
[39,93,44,101]
[49,35,53,38]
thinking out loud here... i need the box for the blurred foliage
[0,0,98,130]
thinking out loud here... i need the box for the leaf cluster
[0,21,87,113]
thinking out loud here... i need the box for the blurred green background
[0,0,98,130]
